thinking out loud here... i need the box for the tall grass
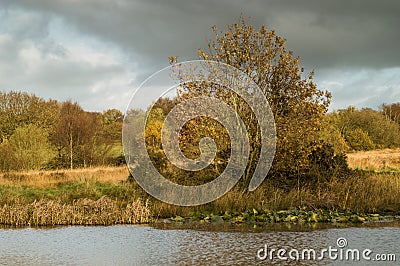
[0,196,151,226]
[0,166,153,226]
[1,151,400,226]
[0,166,129,187]
[347,148,400,170]
[152,172,400,218]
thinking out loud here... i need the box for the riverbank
[0,167,152,226]
[0,158,399,226]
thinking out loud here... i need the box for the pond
[0,221,399,265]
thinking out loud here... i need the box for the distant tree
[345,128,375,151]
[8,124,56,170]
[319,116,349,154]
[51,101,99,169]
[0,141,15,172]
[0,91,59,143]
[0,91,127,170]
[97,109,124,165]
[329,106,400,150]
[102,109,123,124]
[382,103,400,125]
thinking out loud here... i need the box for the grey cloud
[0,0,399,111]
[0,8,50,41]
[0,20,131,110]
[2,0,399,72]
[315,67,400,110]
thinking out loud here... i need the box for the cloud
[316,67,400,111]
[0,7,136,111]
[0,0,399,111]
[3,0,399,70]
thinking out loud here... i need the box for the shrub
[345,128,375,151]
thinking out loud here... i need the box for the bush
[328,107,400,151]
[345,128,375,151]
[0,141,15,172]
[307,143,351,182]
[7,124,56,170]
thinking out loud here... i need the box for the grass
[347,148,400,171]
[0,150,400,226]
[0,166,152,226]
[0,197,151,226]
[152,172,400,218]
[0,166,129,187]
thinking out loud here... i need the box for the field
[0,150,399,226]
[0,166,129,188]
[347,148,400,170]
[0,167,151,226]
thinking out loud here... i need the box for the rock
[337,216,349,223]
[171,216,184,222]
[211,215,224,224]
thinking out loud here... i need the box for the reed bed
[1,155,400,226]
[153,172,400,218]
[0,196,151,226]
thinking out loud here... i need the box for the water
[0,222,399,265]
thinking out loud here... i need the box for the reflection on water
[0,221,399,265]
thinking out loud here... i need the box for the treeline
[1,90,400,176]
[321,104,400,153]
[0,91,124,172]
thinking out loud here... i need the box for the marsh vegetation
[1,19,400,226]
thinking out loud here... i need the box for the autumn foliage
[153,18,332,186]
[0,91,123,171]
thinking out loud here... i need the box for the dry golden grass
[0,196,151,226]
[0,166,129,188]
[153,172,400,217]
[347,148,400,170]
[1,162,400,225]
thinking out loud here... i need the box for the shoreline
[1,215,399,230]
[0,197,398,227]
[0,163,399,228]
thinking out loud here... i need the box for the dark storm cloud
[0,0,399,111]
[2,0,399,73]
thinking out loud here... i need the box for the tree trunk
[69,131,73,170]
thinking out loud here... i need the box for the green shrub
[345,128,375,151]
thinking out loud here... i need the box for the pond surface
[0,221,399,265]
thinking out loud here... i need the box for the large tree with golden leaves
[169,18,331,184]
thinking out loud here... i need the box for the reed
[151,172,400,218]
[1,155,399,226]
[0,196,151,226]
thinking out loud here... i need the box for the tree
[0,91,59,143]
[97,109,124,165]
[345,128,375,151]
[329,107,400,150]
[382,103,400,125]
[102,109,123,125]
[170,18,331,183]
[51,101,99,169]
[8,124,55,170]
[318,116,349,155]
[0,141,15,172]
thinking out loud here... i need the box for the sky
[0,0,399,112]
